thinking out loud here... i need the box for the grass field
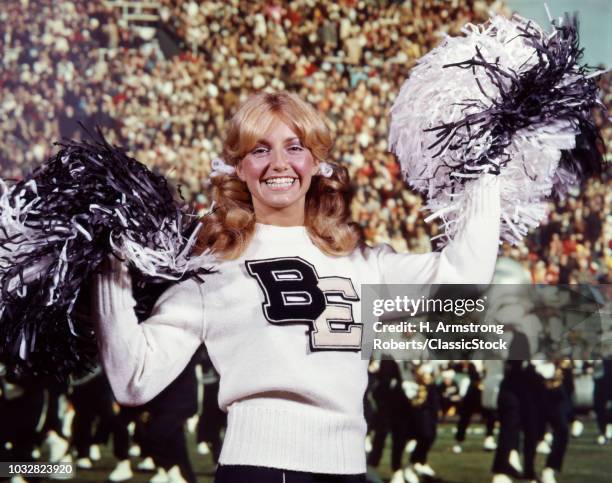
[39,421,612,483]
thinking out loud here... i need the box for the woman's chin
[262,198,301,210]
[254,192,306,213]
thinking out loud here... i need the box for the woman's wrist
[94,257,136,316]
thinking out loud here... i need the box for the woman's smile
[262,176,298,191]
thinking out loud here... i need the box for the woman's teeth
[264,177,296,189]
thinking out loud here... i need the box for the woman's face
[236,119,318,226]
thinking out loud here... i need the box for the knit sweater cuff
[95,258,136,316]
[467,173,501,221]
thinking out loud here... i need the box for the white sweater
[94,177,500,474]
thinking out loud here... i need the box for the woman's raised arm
[377,174,501,286]
[93,257,205,406]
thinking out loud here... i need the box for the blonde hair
[194,91,360,259]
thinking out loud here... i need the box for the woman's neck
[253,204,306,226]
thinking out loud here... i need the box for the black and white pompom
[389,13,606,245]
[0,129,215,379]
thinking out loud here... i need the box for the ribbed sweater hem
[219,401,367,474]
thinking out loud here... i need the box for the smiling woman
[93,90,501,483]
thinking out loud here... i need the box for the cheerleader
[93,91,501,483]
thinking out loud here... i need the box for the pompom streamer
[389,13,607,245]
[0,128,215,379]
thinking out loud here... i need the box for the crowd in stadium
[0,0,609,288]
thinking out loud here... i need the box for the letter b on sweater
[246,257,362,351]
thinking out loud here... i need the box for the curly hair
[194,91,360,259]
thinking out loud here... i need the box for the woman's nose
[270,149,289,170]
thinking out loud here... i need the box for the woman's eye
[289,146,303,152]
[252,148,268,155]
